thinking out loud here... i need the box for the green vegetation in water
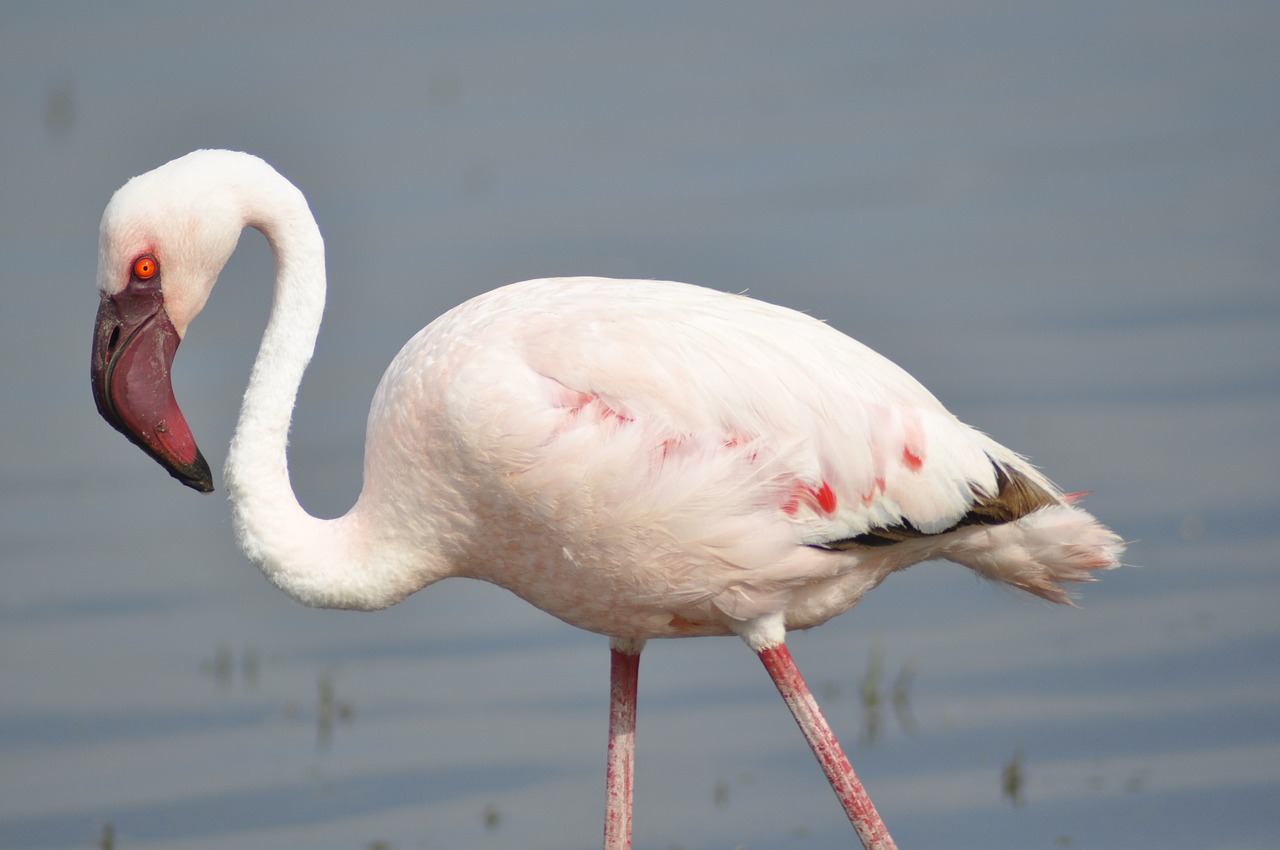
[1002,747,1025,807]
[857,643,916,745]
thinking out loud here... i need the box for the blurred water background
[2,2,1277,849]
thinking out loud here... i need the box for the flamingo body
[355,275,1112,641]
[91,150,1122,849]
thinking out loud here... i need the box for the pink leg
[758,643,898,850]
[604,639,643,850]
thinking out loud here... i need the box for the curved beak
[91,284,214,492]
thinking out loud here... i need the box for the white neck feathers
[217,156,420,610]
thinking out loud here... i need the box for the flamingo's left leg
[757,641,898,850]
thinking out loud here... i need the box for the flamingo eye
[132,255,158,281]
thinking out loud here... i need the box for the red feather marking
[595,399,633,424]
[721,434,760,464]
[782,480,839,516]
[561,391,634,424]
[564,391,593,414]
[815,481,838,513]
[902,445,924,471]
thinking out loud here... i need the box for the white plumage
[91,150,1123,850]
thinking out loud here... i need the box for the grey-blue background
[3,2,1277,848]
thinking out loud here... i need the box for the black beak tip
[173,451,215,494]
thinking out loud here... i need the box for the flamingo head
[91,152,247,493]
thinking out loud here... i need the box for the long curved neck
[222,170,419,611]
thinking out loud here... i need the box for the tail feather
[939,503,1124,605]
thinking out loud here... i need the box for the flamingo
[90,150,1123,850]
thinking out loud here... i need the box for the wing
[436,277,1061,550]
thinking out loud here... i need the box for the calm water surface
[2,3,1277,849]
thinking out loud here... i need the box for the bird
[91,149,1123,850]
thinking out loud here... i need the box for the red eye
[133,256,158,280]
